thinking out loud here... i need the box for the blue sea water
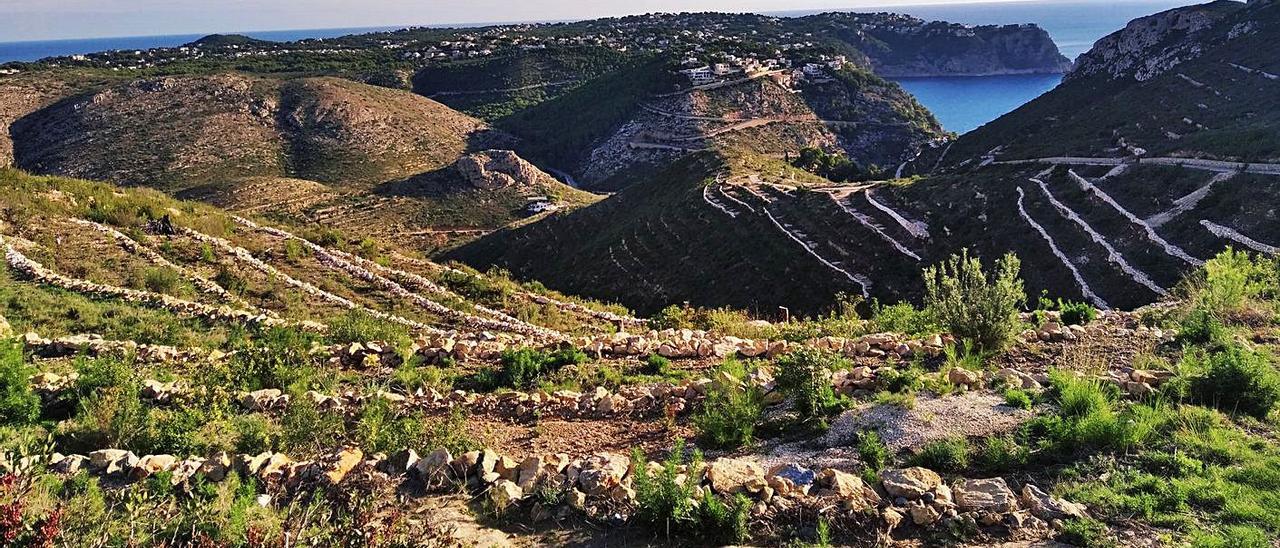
[894,73,1063,134]
[778,0,1205,133]
[0,1,1205,133]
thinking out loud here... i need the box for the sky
[1,0,1149,42]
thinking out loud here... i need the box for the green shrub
[0,340,40,425]
[775,348,843,422]
[694,362,764,449]
[1004,388,1033,410]
[856,431,891,471]
[694,491,751,545]
[1058,300,1098,326]
[1189,344,1280,419]
[223,327,322,392]
[1056,517,1113,547]
[878,365,924,394]
[911,436,970,472]
[643,354,673,376]
[870,301,936,336]
[972,436,1028,472]
[424,407,481,454]
[491,346,588,390]
[631,439,701,531]
[1178,308,1229,347]
[923,250,1025,351]
[328,310,410,346]
[283,239,306,263]
[355,397,426,454]
[1054,373,1112,419]
[1191,248,1278,320]
[213,267,247,295]
[142,267,184,295]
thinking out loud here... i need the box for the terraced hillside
[476,63,943,191]
[455,0,1280,316]
[938,0,1280,167]
[6,167,1280,547]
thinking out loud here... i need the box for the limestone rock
[707,458,766,495]
[955,477,1018,513]
[490,479,524,510]
[1021,484,1088,520]
[880,467,942,499]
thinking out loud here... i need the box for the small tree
[923,250,1025,351]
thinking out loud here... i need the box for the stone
[768,463,816,490]
[1021,484,1088,521]
[948,368,980,387]
[490,479,524,510]
[382,448,420,476]
[954,478,1018,513]
[258,453,292,482]
[89,449,131,470]
[909,502,940,525]
[567,489,588,510]
[817,468,881,510]
[707,458,766,495]
[880,467,942,499]
[131,454,177,480]
[323,447,363,485]
[412,448,454,484]
[52,454,88,475]
[578,453,629,496]
[882,508,905,530]
[199,452,232,482]
[517,456,544,490]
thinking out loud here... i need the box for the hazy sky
[2,0,1130,42]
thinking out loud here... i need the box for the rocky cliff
[1067,0,1245,82]
[846,21,1073,77]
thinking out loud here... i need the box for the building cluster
[2,11,994,76]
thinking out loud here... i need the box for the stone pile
[3,235,311,331]
[13,445,1087,542]
[22,331,215,364]
[579,329,951,362]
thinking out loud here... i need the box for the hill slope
[937,0,1278,166]
[5,74,597,251]
[10,74,503,190]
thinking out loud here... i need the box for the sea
[0,0,1205,134]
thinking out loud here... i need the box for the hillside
[937,0,1279,166]
[10,74,502,190]
[452,0,1280,316]
[4,167,1280,547]
[2,73,599,252]
[492,64,943,191]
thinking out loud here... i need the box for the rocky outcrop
[1068,2,1244,82]
[450,150,558,191]
[865,23,1073,77]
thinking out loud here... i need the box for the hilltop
[182,34,277,49]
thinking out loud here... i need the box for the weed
[911,437,970,472]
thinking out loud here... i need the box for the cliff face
[1067,0,1246,82]
[853,23,1073,77]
